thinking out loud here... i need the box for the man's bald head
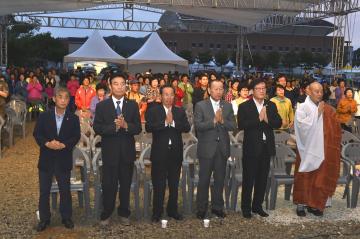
[308,82,323,104]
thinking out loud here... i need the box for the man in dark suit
[237,78,282,219]
[194,79,237,219]
[93,73,142,226]
[192,73,209,109]
[33,87,81,232]
[145,85,191,222]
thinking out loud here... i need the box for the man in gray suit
[194,79,237,219]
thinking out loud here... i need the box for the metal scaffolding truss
[13,3,164,16]
[77,0,359,13]
[14,15,159,32]
[0,16,8,66]
[12,1,360,34]
[251,0,360,32]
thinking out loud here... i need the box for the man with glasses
[237,78,282,219]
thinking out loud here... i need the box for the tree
[264,51,281,69]
[282,51,298,69]
[299,50,314,66]
[198,51,212,64]
[313,53,329,67]
[215,51,228,66]
[178,50,193,63]
[252,53,265,69]
[7,18,66,66]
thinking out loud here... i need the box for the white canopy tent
[127,32,188,73]
[63,30,126,65]
[224,60,235,68]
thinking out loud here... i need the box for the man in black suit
[33,87,81,232]
[237,78,282,218]
[93,73,142,226]
[145,85,191,222]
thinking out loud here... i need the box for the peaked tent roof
[64,30,126,64]
[224,60,235,67]
[127,32,188,67]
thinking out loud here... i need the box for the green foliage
[264,51,281,69]
[178,50,193,63]
[198,51,212,64]
[7,18,66,66]
[282,51,298,68]
[215,51,228,66]
[298,50,314,66]
[313,53,329,66]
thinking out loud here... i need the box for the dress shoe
[252,208,269,217]
[307,207,323,216]
[168,212,183,221]
[99,218,110,227]
[151,215,161,223]
[62,219,74,229]
[296,208,306,217]
[196,211,206,220]
[36,220,50,232]
[242,211,252,219]
[119,216,131,226]
[211,209,226,218]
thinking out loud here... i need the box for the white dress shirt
[210,97,221,113]
[253,98,266,140]
[164,105,175,145]
[112,96,124,112]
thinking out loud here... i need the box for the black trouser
[196,144,227,212]
[241,141,270,212]
[151,146,182,217]
[100,161,134,220]
[341,123,352,133]
[38,169,72,222]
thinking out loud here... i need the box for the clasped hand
[45,140,65,150]
[213,108,224,125]
[166,110,173,125]
[259,106,268,123]
[114,115,128,130]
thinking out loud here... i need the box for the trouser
[151,146,182,217]
[341,123,352,133]
[38,169,72,222]
[241,141,270,212]
[196,144,227,212]
[100,161,134,220]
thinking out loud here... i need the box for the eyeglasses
[254,87,266,91]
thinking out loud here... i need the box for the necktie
[116,100,122,116]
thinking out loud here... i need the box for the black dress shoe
[252,208,269,217]
[168,212,183,221]
[242,211,252,219]
[151,215,160,223]
[296,208,306,217]
[62,219,74,229]
[211,209,226,218]
[36,220,50,232]
[196,211,206,220]
[307,207,323,216]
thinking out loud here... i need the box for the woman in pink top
[66,74,80,112]
[27,75,43,102]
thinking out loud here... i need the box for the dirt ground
[1,122,360,239]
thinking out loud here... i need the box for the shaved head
[308,82,323,104]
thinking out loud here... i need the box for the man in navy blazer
[33,87,81,232]
[93,73,142,226]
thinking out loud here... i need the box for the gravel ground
[1,123,360,239]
